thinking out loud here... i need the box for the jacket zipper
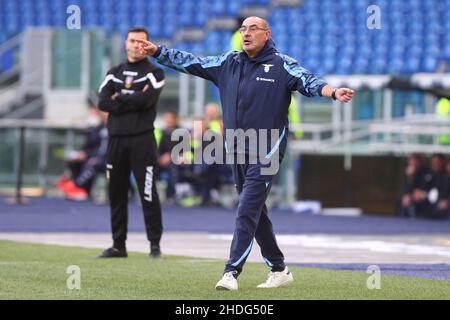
[236,59,247,129]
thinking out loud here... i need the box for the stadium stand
[1,0,450,74]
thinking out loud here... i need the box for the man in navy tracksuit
[138,16,354,290]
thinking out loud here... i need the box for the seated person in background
[157,107,232,206]
[204,103,223,134]
[408,154,449,219]
[56,108,108,201]
[400,153,428,217]
[191,106,232,206]
[157,111,182,202]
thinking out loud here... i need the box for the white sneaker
[257,267,294,288]
[215,271,238,291]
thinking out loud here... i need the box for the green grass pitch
[0,240,449,300]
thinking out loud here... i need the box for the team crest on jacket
[262,64,274,73]
[125,76,134,89]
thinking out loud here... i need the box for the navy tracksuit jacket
[154,39,327,274]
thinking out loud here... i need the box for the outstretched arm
[281,54,354,103]
[136,39,233,86]
[321,85,355,103]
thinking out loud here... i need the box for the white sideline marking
[209,234,450,258]
[1,232,450,264]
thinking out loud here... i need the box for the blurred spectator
[158,111,182,201]
[230,16,245,52]
[164,117,203,206]
[56,108,108,201]
[204,103,223,134]
[159,106,232,207]
[191,106,232,206]
[401,154,449,219]
[421,154,450,219]
[400,154,428,217]
[436,97,450,145]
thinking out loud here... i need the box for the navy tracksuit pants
[224,157,286,275]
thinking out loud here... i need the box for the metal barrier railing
[289,114,450,155]
[0,119,87,204]
[2,114,450,206]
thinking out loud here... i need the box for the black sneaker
[149,245,161,259]
[97,247,128,258]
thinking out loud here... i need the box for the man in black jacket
[97,27,165,259]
